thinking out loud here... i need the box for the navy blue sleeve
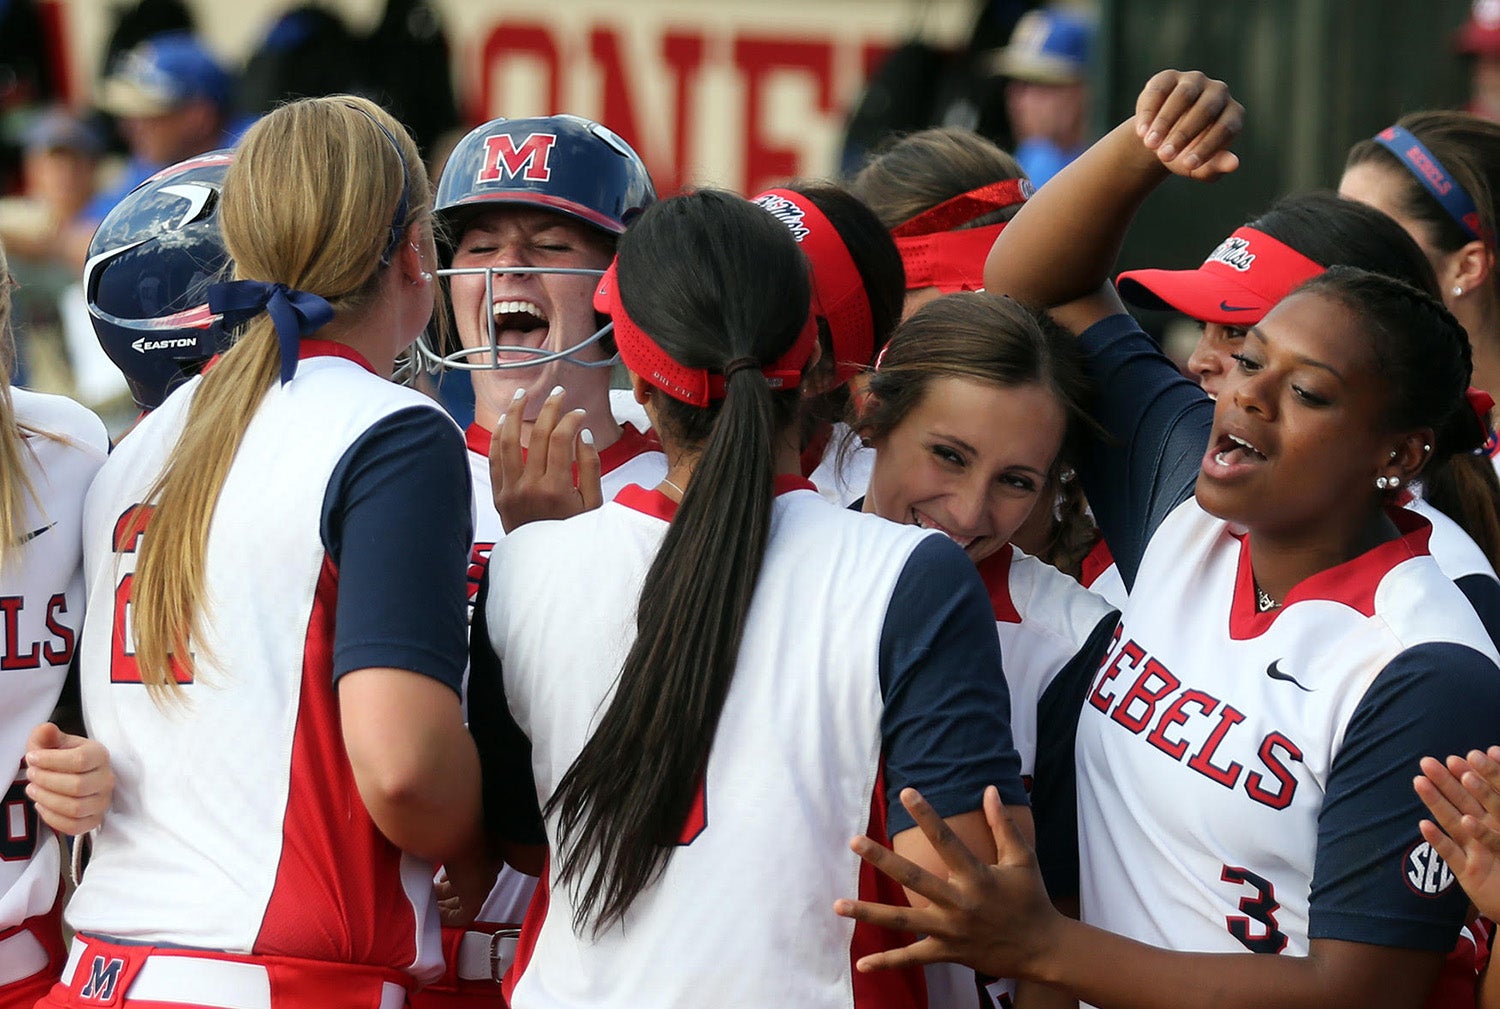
[467,571,547,847]
[1456,573,1500,653]
[1309,641,1500,950]
[320,406,472,693]
[879,535,1028,836]
[1030,609,1119,900]
[1075,313,1214,586]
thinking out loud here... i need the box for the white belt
[62,939,406,1009]
[455,929,520,984]
[0,927,48,987]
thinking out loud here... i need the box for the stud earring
[1454,285,1465,297]
[1390,476,1402,489]
[1376,475,1391,490]
[420,271,433,282]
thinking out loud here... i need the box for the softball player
[45,96,485,1009]
[857,292,1119,1009]
[414,115,667,1009]
[84,151,236,421]
[850,128,1100,585]
[470,190,1029,1009]
[1114,191,1500,652]
[838,70,1500,1009]
[0,239,111,1009]
[749,185,902,507]
[1343,112,1500,480]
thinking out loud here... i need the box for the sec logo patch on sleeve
[1404,841,1457,896]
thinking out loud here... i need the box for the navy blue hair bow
[207,280,335,385]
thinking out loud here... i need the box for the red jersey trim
[613,474,819,522]
[975,544,1021,625]
[297,340,376,373]
[464,422,659,474]
[1080,537,1114,589]
[254,556,418,969]
[1228,506,1434,640]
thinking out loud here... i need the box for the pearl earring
[1376,475,1391,490]
[1454,285,1465,297]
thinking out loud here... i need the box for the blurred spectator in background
[0,109,102,390]
[88,32,234,219]
[993,5,1095,186]
[0,109,101,263]
[0,0,63,196]
[1459,0,1500,122]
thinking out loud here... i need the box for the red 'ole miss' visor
[1116,227,1326,326]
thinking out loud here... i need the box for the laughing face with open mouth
[1196,289,1401,551]
[449,206,617,442]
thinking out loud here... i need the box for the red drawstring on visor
[594,259,819,408]
[891,179,1034,293]
[753,189,875,383]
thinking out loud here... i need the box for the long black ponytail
[545,190,812,932]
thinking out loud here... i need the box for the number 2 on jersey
[110,505,192,685]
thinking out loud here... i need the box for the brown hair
[851,127,1027,232]
[1346,112,1500,265]
[857,292,1098,573]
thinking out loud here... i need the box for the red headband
[753,189,876,382]
[889,180,1033,294]
[894,224,1005,293]
[594,259,818,408]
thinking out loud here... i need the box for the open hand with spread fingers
[834,785,1062,981]
[1415,746,1500,921]
[1134,69,1244,181]
[490,385,603,533]
[24,721,113,835]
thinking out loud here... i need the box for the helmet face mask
[420,115,654,374]
[85,150,235,409]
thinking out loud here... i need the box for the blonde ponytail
[125,96,432,701]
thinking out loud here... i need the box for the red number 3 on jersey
[110,504,192,685]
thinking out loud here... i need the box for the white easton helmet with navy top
[84,150,235,409]
[422,114,655,371]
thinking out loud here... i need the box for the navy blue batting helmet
[84,150,234,410]
[424,115,655,372]
[434,114,654,238]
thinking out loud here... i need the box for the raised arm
[983,70,1244,333]
[983,72,1243,580]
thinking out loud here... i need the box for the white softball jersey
[1078,499,1500,981]
[475,479,1025,1009]
[69,344,472,982]
[0,390,107,932]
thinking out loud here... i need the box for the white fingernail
[512,388,527,402]
[580,428,594,446]
[549,385,565,398]
[496,414,506,427]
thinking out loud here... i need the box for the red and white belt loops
[51,935,409,1009]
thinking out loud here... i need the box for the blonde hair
[125,95,434,700]
[0,241,43,570]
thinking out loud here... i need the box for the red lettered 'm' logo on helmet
[436,114,655,237]
[476,132,558,184]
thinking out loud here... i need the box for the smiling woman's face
[864,375,1066,564]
